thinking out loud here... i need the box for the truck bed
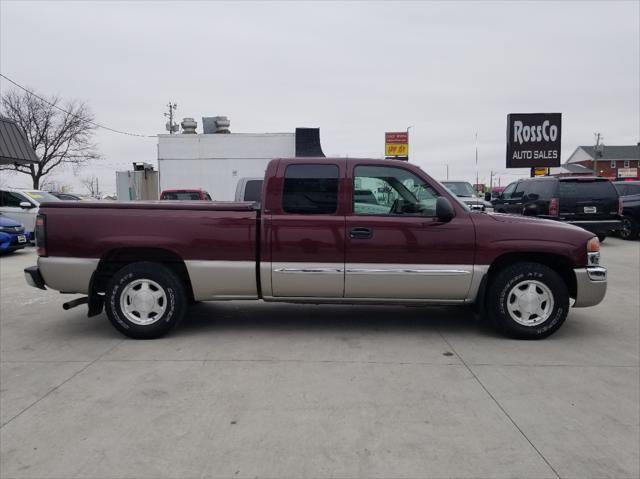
[39,201,258,261]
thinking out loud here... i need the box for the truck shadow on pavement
[176,302,498,338]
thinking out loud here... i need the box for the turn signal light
[587,237,600,253]
[549,197,559,217]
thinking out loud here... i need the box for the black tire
[487,262,569,339]
[620,216,639,240]
[105,261,187,339]
[597,233,606,242]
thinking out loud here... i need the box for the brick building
[558,143,640,179]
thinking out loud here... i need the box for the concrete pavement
[1,239,638,478]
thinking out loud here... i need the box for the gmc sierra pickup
[25,158,607,339]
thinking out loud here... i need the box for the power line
[0,73,156,138]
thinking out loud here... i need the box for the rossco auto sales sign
[506,113,561,168]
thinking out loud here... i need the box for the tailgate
[558,179,619,220]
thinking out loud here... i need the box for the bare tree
[0,88,100,189]
[81,176,100,197]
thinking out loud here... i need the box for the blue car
[0,213,29,254]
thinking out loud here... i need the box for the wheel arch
[486,252,577,300]
[90,247,195,312]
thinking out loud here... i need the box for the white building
[157,117,324,200]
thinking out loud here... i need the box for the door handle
[350,227,373,239]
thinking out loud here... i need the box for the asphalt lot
[0,240,638,479]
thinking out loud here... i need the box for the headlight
[484,207,494,213]
[587,237,600,266]
[0,226,23,233]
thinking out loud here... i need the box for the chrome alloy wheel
[119,279,167,325]
[506,280,554,326]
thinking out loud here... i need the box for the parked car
[234,178,263,203]
[0,189,60,236]
[25,158,606,340]
[492,177,622,241]
[49,192,83,201]
[613,181,640,240]
[441,180,493,212]
[0,213,28,254]
[159,189,212,201]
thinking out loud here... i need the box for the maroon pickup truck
[25,158,607,339]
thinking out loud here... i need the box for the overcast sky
[1,0,638,193]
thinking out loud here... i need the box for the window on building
[282,164,339,214]
[624,160,630,168]
[611,160,617,168]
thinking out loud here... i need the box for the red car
[159,189,212,201]
[25,158,606,340]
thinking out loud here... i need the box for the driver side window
[353,165,438,216]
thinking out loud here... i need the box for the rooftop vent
[202,116,230,134]
[181,117,197,134]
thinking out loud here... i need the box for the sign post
[506,113,561,175]
[385,132,409,161]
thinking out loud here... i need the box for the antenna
[164,102,179,134]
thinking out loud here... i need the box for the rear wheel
[487,262,569,339]
[105,261,187,339]
[620,216,639,240]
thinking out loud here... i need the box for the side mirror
[19,201,33,209]
[436,197,455,222]
[484,192,492,202]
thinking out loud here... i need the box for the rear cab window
[243,180,263,202]
[282,164,339,214]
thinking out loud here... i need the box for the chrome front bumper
[573,266,607,307]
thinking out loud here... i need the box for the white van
[0,189,60,235]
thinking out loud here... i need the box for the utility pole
[165,102,178,134]
[594,132,603,177]
[406,125,414,162]
[475,132,479,193]
[446,164,449,180]
[96,177,100,197]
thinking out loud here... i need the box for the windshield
[442,181,477,197]
[24,191,60,203]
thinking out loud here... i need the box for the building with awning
[0,117,38,165]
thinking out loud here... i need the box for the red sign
[385,132,408,143]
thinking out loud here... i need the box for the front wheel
[105,262,187,339]
[597,233,607,242]
[487,262,569,339]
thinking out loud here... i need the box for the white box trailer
[157,132,295,201]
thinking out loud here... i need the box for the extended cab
[25,158,607,339]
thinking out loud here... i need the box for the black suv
[492,177,622,241]
[613,181,640,240]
